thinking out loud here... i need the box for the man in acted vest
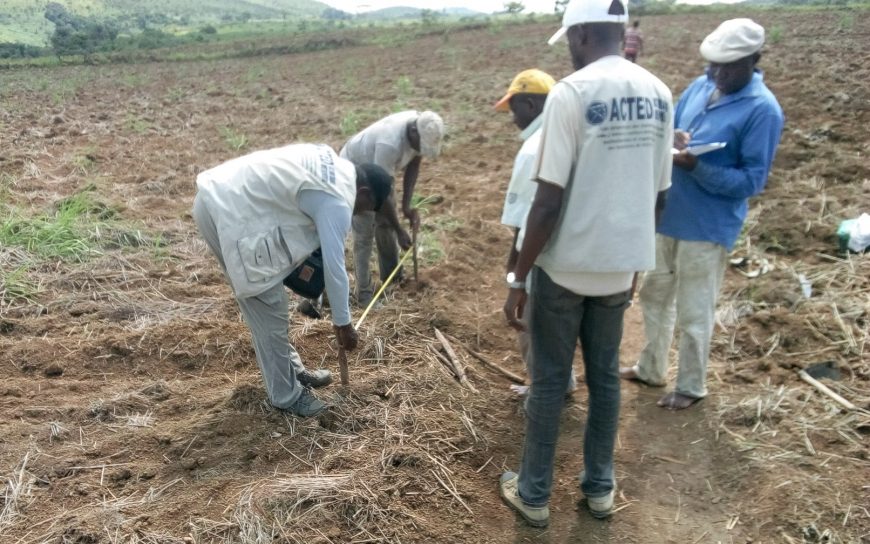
[620,19,784,410]
[192,144,393,417]
[499,0,673,527]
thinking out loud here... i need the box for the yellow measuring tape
[354,247,414,330]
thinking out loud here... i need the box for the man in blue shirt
[620,18,784,410]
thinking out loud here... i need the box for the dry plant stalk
[446,332,525,384]
[434,328,477,392]
[0,452,33,532]
[798,369,858,411]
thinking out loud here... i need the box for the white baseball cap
[548,0,629,45]
[417,111,445,158]
[700,18,765,63]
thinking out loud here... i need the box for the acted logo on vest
[586,97,669,125]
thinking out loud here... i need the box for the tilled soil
[0,9,867,544]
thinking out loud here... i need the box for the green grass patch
[837,12,855,30]
[124,115,151,134]
[410,195,458,266]
[0,188,169,297]
[0,192,113,262]
[0,264,40,303]
[220,126,249,151]
[768,25,783,44]
[339,111,362,137]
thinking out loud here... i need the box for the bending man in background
[341,110,445,307]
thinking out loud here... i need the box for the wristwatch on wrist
[506,272,526,290]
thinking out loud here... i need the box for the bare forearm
[513,204,558,281]
[380,197,403,232]
[505,229,520,273]
[402,157,421,214]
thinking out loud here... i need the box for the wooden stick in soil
[798,369,857,411]
[446,333,525,384]
[338,345,350,387]
[412,227,419,283]
[434,328,477,393]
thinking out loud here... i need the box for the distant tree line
[0,42,48,59]
[44,2,119,61]
[322,7,352,20]
[41,2,229,61]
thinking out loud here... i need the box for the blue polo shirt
[658,71,784,250]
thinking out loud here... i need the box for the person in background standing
[494,68,577,395]
[623,20,643,62]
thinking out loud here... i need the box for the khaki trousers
[635,235,727,398]
[192,194,305,409]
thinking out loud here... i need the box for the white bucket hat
[548,0,628,45]
[700,18,765,63]
[416,111,445,158]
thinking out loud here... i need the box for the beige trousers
[635,235,728,398]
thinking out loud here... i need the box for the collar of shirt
[703,69,767,108]
[519,115,543,142]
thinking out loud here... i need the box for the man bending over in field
[193,143,392,417]
[340,110,445,308]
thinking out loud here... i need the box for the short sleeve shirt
[340,111,420,175]
[532,56,673,296]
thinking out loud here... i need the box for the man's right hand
[404,208,421,233]
[335,324,359,351]
[503,287,528,332]
[674,130,691,150]
[397,228,412,251]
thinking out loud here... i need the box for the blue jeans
[518,267,631,506]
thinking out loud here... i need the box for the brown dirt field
[1,8,868,544]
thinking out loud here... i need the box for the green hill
[356,6,487,20]
[0,0,331,46]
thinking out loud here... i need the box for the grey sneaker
[355,297,383,311]
[580,470,615,519]
[298,369,333,388]
[499,472,549,527]
[286,388,326,418]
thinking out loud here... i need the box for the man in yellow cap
[495,69,576,394]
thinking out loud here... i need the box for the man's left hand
[503,288,528,332]
[673,150,698,171]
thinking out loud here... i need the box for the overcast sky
[319,0,560,14]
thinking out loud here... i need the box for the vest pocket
[237,228,290,283]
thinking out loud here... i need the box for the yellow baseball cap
[494,69,556,112]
